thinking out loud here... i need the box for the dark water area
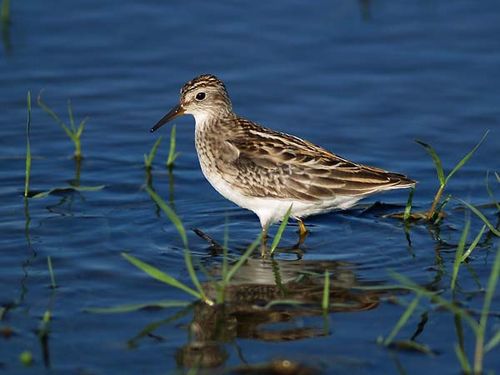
[1,1,499,374]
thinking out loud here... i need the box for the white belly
[197,158,360,228]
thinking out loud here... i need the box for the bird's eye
[195,92,206,101]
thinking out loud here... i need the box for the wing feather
[219,118,415,201]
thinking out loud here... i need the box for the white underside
[198,166,362,228]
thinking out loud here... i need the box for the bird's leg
[297,218,309,245]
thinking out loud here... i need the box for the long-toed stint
[151,74,415,244]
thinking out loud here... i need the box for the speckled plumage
[152,74,415,230]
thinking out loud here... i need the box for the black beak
[150,104,185,132]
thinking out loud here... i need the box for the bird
[151,74,415,244]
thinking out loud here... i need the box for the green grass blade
[322,271,330,313]
[496,172,500,183]
[144,136,162,169]
[382,295,421,346]
[458,199,500,237]
[270,205,292,255]
[263,299,308,309]
[485,330,500,353]
[461,225,486,262]
[30,184,106,199]
[1,0,10,24]
[76,118,88,138]
[451,220,470,291]
[183,247,211,305]
[454,343,472,373]
[47,256,57,289]
[146,186,188,247]
[433,194,451,224]
[474,243,500,368]
[224,234,261,283]
[122,253,201,300]
[390,272,479,333]
[37,93,74,138]
[403,187,415,222]
[72,184,106,192]
[485,171,500,212]
[166,124,179,168]
[445,130,489,184]
[67,99,76,132]
[24,92,32,197]
[415,140,445,185]
[85,300,189,314]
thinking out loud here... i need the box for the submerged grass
[378,295,421,346]
[37,94,88,160]
[322,270,330,313]
[415,131,489,221]
[47,256,56,289]
[385,247,500,374]
[24,92,32,198]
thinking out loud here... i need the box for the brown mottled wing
[223,118,415,201]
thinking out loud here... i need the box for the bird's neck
[193,110,236,134]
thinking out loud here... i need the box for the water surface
[1,1,499,374]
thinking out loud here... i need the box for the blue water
[1,1,499,374]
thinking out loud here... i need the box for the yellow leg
[296,218,309,245]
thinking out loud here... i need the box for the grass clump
[415,131,489,221]
[38,93,88,160]
[381,247,500,374]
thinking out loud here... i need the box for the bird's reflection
[174,251,390,369]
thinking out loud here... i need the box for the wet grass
[21,93,105,199]
[37,93,88,160]
[415,131,489,221]
[380,247,500,374]
[380,170,499,372]
[121,185,266,306]
[24,92,31,198]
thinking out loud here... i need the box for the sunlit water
[1,1,499,374]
